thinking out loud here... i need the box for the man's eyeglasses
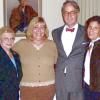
[63,11,78,16]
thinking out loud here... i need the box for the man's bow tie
[66,28,75,32]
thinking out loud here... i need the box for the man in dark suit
[52,1,86,100]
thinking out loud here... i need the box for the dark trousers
[84,82,100,100]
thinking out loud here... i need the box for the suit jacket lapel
[57,25,68,57]
[57,26,64,48]
[59,24,82,57]
[11,50,21,76]
[72,24,82,50]
[0,46,17,73]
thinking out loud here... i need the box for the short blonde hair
[26,16,49,40]
[0,26,15,37]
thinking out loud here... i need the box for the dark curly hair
[85,15,100,42]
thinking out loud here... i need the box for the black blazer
[0,45,23,100]
[90,39,100,92]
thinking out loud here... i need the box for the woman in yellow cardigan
[13,16,58,100]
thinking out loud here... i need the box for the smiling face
[87,21,100,40]
[62,3,79,28]
[0,32,15,51]
[32,22,46,41]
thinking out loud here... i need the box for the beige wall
[1,0,100,38]
[0,0,4,27]
[42,0,65,39]
[77,0,100,25]
[42,0,100,39]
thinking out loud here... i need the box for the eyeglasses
[3,37,15,42]
[63,11,78,16]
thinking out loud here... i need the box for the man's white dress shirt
[61,24,78,74]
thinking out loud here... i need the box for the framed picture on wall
[3,0,42,37]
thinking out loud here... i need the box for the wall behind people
[76,0,100,25]
[1,0,100,39]
[0,0,3,27]
[42,0,65,39]
[42,0,100,39]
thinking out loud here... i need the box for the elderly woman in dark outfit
[84,16,100,100]
[0,27,23,100]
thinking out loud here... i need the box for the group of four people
[0,0,100,100]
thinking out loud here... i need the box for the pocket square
[82,42,89,45]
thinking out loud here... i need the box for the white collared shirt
[84,47,92,85]
[61,24,78,56]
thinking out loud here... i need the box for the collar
[91,37,100,43]
[64,23,78,33]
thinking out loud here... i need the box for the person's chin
[6,45,12,50]
[36,37,42,40]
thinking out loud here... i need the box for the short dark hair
[62,0,80,13]
[85,16,100,28]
